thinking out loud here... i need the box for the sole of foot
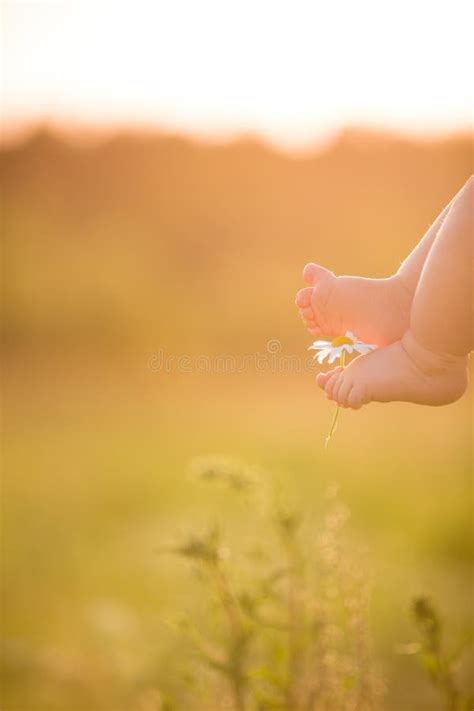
[296,263,413,347]
[316,331,469,409]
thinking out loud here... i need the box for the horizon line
[1,117,473,156]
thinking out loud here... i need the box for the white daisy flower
[309,330,377,365]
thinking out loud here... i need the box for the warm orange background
[2,126,473,711]
[2,1,473,709]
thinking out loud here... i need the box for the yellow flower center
[331,335,354,347]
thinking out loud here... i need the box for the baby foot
[295,263,413,347]
[316,331,469,409]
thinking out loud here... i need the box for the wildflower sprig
[309,330,377,447]
[410,597,473,711]
[162,461,383,710]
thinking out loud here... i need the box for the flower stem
[324,350,346,448]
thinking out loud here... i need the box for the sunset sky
[2,0,473,147]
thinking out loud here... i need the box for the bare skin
[296,198,456,347]
[316,177,473,409]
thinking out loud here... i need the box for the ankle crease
[401,331,467,376]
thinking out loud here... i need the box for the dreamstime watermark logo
[148,339,315,375]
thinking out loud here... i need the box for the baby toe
[303,263,318,284]
[337,378,354,407]
[316,366,341,390]
[316,372,329,389]
[302,317,317,331]
[325,371,343,400]
[347,385,365,410]
[300,306,315,321]
[303,263,334,286]
[331,374,345,403]
[295,287,313,308]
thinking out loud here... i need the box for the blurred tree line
[1,128,472,358]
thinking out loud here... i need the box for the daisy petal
[342,344,354,354]
[308,340,331,350]
[316,348,330,364]
[353,344,370,355]
[328,347,343,364]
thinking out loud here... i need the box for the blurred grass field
[1,127,473,710]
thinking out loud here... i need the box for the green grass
[2,360,472,710]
